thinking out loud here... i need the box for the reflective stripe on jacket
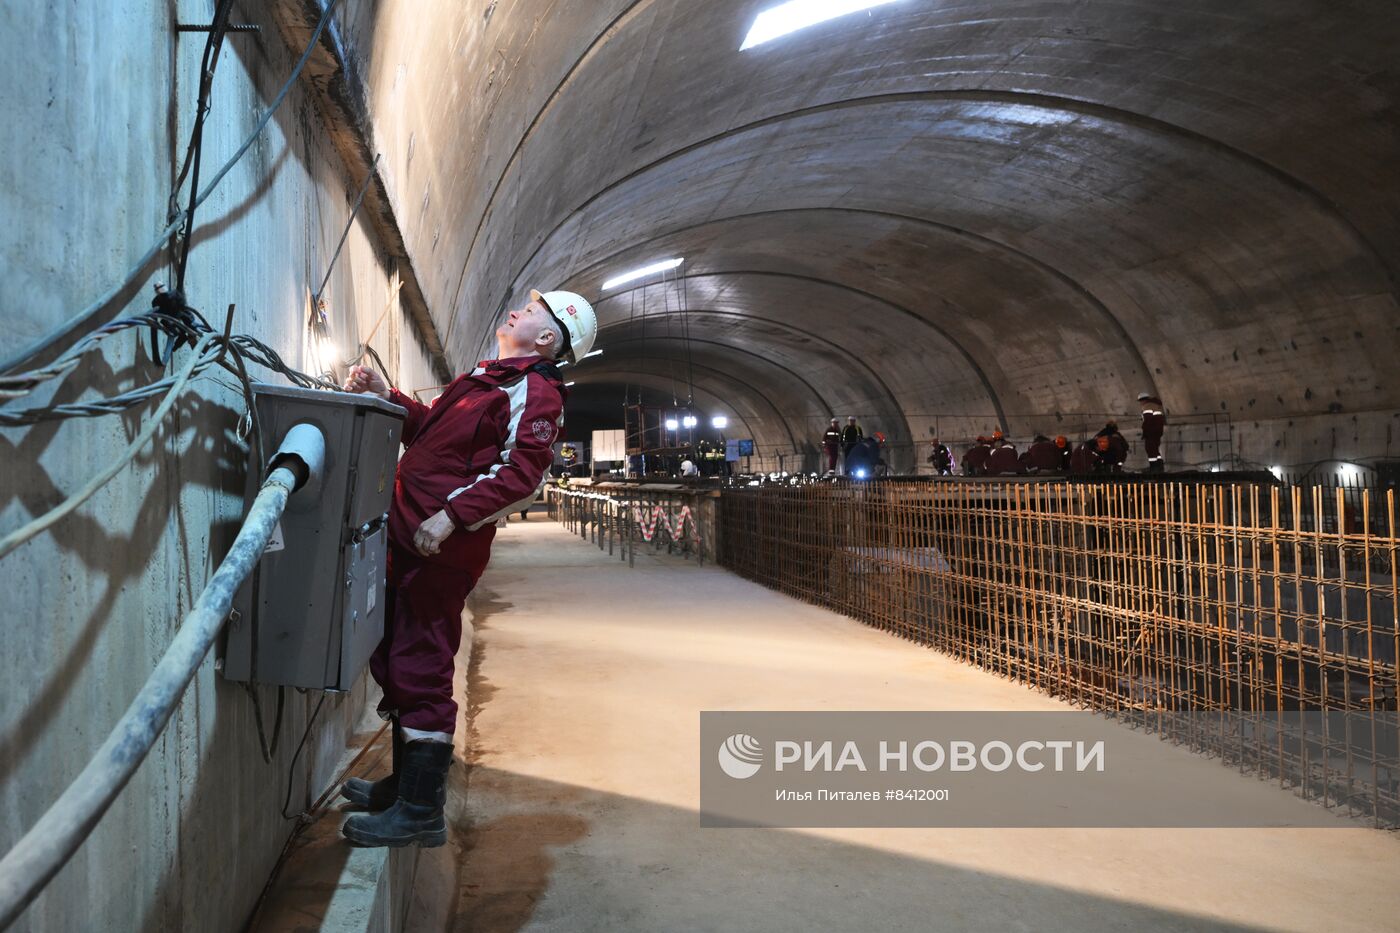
[386,355,565,573]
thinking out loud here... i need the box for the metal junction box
[223,383,405,691]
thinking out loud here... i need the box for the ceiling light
[740,0,900,51]
[682,415,698,428]
[601,258,684,290]
[665,418,680,431]
[711,415,729,429]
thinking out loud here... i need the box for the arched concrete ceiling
[354,0,1400,447]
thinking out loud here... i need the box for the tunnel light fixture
[1270,465,1284,480]
[602,258,684,290]
[682,415,698,428]
[564,381,576,387]
[711,415,729,430]
[665,418,680,431]
[557,349,601,369]
[740,0,901,51]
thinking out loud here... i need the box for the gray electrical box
[223,383,405,691]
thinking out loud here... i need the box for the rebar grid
[718,479,1400,825]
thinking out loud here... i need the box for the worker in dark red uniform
[985,432,1021,475]
[1021,434,1065,473]
[1091,423,1130,473]
[1138,391,1166,473]
[821,418,841,473]
[338,287,597,848]
[962,436,992,475]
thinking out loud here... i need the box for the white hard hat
[1137,391,1152,400]
[531,288,597,363]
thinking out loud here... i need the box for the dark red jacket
[985,445,1022,475]
[962,442,992,475]
[386,356,566,576]
[1140,397,1166,439]
[1022,440,1066,473]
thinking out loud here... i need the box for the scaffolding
[718,478,1400,825]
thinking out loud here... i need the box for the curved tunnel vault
[357,0,1400,469]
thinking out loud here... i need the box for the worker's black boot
[342,740,451,848]
[340,718,403,811]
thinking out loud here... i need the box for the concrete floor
[412,519,1400,933]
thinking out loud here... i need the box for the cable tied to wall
[0,0,344,379]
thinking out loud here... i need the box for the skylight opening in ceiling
[740,0,902,51]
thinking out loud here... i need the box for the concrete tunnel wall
[4,0,1400,928]
[346,0,1400,473]
[0,4,440,930]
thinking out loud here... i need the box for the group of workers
[943,393,1166,477]
[817,393,1166,479]
[821,416,888,476]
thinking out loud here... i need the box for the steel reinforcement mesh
[718,479,1400,825]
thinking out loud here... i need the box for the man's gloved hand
[344,364,390,399]
[414,509,456,556]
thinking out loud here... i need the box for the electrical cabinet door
[223,384,404,690]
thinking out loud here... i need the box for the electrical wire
[173,0,236,296]
[0,332,217,560]
[0,309,337,426]
[0,0,344,378]
[311,154,381,307]
[280,693,329,821]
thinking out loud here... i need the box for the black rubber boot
[342,740,452,848]
[340,718,403,811]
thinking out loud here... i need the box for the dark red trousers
[370,545,477,734]
[824,446,838,471]
[1144,433,1163,461]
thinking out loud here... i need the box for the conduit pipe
[0,423,326,930]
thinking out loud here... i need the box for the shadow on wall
[139,685,366,931]
[424,764,1270,933]
[0,350,248,791]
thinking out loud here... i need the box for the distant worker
[841,416,864,473]
[846,432,884,478]
[1138,392,1166,473]
[1092,423,1129,473]
[1069,438,1099,474]
[985,431,1021,475]
[927,432,953,475]
[821,418,841,473]
[1021,434,1066,473]
[962,436,993,475]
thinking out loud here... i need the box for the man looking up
[338,288,596,848]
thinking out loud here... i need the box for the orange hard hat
[1055,435,1067,448]
[992,428,1004,439]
